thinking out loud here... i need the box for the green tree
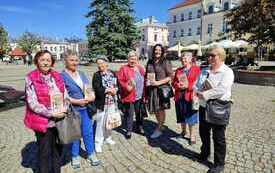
[0,24,9,57]
[17,31,41,56]
[86,0,140,61]
[226,0,275,59]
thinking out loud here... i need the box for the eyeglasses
[207,53,218,58]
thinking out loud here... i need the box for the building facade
[136,16,169,59]
[167,0,240,46]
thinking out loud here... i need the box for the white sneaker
[104,138,116,145]
[95,145,102,153]
[150,129,162,139]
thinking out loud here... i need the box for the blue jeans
[71,108,94,158]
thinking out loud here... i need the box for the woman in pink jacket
[117,51,145,139]
[24,50,67,173]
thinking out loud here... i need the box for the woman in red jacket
[117,51,145,139]
[172,52,200,145]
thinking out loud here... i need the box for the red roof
[9,48,27,57]
[169,0,201,10]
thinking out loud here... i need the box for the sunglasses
[207,53,218,58]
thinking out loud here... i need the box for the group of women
[24,43,233,173]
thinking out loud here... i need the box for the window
[224,2,229,10]
[173,15,177,23]
[141,48,145,55]
[54,47,57,52]
[188,12,192,20]
[60,46,62,51]
[208,5,214,14]
[181,13,184,21]
[181,29,184,37]
[154,34,158,42]
[50,47,53,51]
[142,34,145,41]
[173,30,177,38]
[197,9,202,18]
[188,28,192,36]
[197,27,201,35]
[45,46,47,50]
[208,24,213,34]
[223,18,228,33]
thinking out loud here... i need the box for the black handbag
[56,105,82,144]
[205,99,232,125]
[86,102,97,118]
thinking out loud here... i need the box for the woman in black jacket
[92,57,118,153]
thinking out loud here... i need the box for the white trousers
[95,104,115,146]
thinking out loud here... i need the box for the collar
[210,63,226,73]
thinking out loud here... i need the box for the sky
[0,0,183,40]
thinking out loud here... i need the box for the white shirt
[202,63,234,102]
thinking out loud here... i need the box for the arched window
[224,2,229,10]
[208,5,214,14]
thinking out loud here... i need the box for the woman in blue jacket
[61,50,101,169]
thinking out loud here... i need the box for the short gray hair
[63,49,78,59]
[181,52,193,62]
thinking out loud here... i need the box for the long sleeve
[116,67,129,92]
[92,73,106,100]
[25,77,52,118]
[202,68,234,101]
[172,69,181,91]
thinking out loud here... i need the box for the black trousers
[199,106,226,166]
[35,127,62,173]
[123,99,143,132]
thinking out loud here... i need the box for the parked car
[0,85,25,106]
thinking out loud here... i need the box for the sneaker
[150,129,162,139]
[104,138,116,145]
[87,154,101,166]
[95,145,102,153]
[71,156,80,169]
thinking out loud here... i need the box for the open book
[178,74,188,87]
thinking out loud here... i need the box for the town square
[0,0,274,173]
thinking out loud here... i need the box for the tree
[0,24,9,57]
[17,31,41,56]
[226,0,275,59]
[86,0,140,61]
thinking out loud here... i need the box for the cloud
[0,6,32,14]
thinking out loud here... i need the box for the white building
[167,0,240,46]
[136,16,169,59]
[40,41,79,60]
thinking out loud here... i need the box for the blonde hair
[209,46,226,61]
[128,50,138,58]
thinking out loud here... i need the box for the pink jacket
[24,69,65,133]
[116,65,145,103]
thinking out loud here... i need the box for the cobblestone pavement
[0,63,274,173]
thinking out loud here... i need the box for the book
[202,79,213,91]
[178,74,188,87]
[146,73,155,86]
[83,84,93,99]
[50,92,64,113]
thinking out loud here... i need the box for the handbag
[86,102,97,118]
[191,95,200,111]
[205,99,232,125]
[105,98,122,130]
[56,105,82,144]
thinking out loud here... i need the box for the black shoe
[207,166,224,173]
[197,154,209,163]
[137,126,145,134]
[126,132,132,139]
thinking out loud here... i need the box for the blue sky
[0,0,183,39]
